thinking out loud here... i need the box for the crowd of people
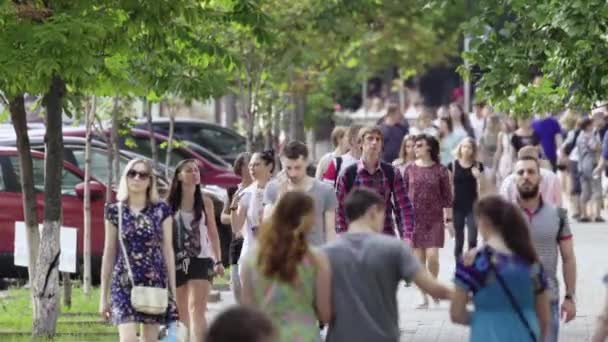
[98,100,608,342]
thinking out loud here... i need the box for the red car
[57,127,241,189]
[0,147,109,280]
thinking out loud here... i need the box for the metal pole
[464,35,471,114]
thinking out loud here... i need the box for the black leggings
[454,208,478,261]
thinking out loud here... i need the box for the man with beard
[263,140,338,244]
[515,155,578,342]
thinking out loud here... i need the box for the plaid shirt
[335,160,415,239]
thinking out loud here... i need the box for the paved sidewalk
[209,220,606,342]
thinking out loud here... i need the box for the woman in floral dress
[241,191,331,342]
[100,158,177,342]
[403,134,453,309]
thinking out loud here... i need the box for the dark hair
[474,195,539,264]
[233,152,252,175]
[345,187,385,222]
[168,159,204,224]
[257,191,314,282]
[281,141,309,160]
[450,102,475,138]
[414,134,441,164]
[206,306,276,342]
[580,117,593,130]
[255,150,276,173]
[439,117,453,134]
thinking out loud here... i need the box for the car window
[9,156,82,196]
[0,162,6,191]
[189,127,245,156]
[71,148,129,183]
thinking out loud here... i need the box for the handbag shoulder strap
[117,203,136,288]
[490,258,537,342]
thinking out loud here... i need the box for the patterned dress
[454,246,547,342]
[247,251,321,342]
[105,201,178,325]
[403,163,452,248]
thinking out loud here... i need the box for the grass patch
[0,286,117,341]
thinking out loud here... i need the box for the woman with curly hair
[241,191,331,342]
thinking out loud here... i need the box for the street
[208,219,607,342]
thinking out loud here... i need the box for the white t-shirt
[238,184,265,273]
[469,113,485,142]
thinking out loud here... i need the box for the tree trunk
[100,112,114,204]
[9,94,40,285]
[82,96,96,295]
[32,75,66,337]
[224,93,237,129]
[112,98,120,186]
[290,92,306,142]
[165,105,176,179]
[145,99,158,167]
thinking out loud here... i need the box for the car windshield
[189,126,245,156]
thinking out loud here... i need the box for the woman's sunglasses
[127,170,151,179]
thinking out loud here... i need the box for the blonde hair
[116,158,160,203]
[453,137,478,161]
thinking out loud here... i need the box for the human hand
[99,300,111,322]
[561,299,576,323]
[462,248,480,266]
[215,264,225,277]
[471,166,481,179]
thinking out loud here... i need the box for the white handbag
[118,203,169,315]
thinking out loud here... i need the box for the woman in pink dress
[403,134,453,309]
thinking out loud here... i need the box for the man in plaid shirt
[335,126,415,240]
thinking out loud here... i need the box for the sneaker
[595,217,605,223]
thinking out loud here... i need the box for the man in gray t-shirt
[263,141,338,245]
[323,188,451,342]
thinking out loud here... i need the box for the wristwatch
[564,294,575,302]
[214,260,222,266]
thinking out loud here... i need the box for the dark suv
[134,119,246,164]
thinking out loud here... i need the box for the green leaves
[459,0,608,114]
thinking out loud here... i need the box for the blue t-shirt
[532,117,561,160]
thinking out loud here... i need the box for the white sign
[13,222,78,273]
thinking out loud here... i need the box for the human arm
[440,166,454,223]
[594,133,608,175]
[313,250,332,323]
[220,189,233,225]
[592,277,608,342]
[394,167,414,240]
[536,290,551,340]
[414,270,452,301]
[323,185,338,241]
[335,172,348,234]
[493,132,504,170]
[450,286,471,325]
[315,155,330,180]
[161,216,177,298]
[99,216,117,319]
[204,196,224,276]
[559,238,577,322]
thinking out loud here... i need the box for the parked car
[52,127,241,189]
[0,136,171,195]
[0,147,109,280]
[134,119,246,164]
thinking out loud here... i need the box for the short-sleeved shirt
[511,132,540,153]
[519,199,572,300]
[447,160,484,212]
[533,117,562,160]
[380,122,409,163]
[323,232,421,342]
[263,178,337,246]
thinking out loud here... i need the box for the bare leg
[141,324,160,342]
[118,323,139,342]
[188,279,211,342]
[427,248,440,304]
[414,248,428,309]
[176,284,190,328]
